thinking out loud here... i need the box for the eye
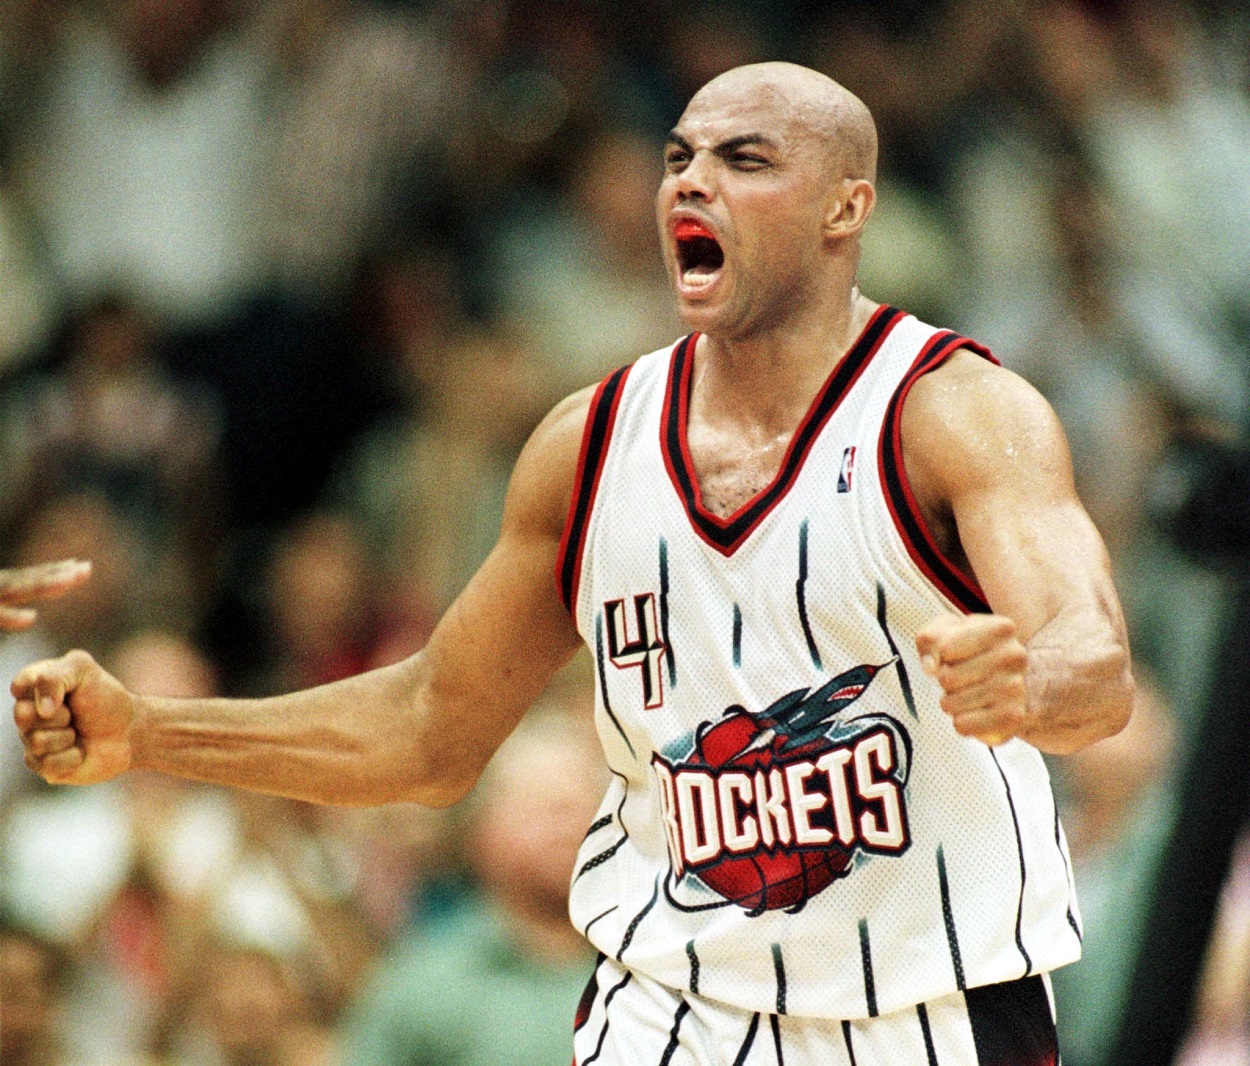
[730,152,769,170]
[665,148,690,171]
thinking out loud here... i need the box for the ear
[823,179,876,239]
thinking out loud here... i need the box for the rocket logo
[654,663,911,915]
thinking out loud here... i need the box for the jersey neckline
[660,305,906,556]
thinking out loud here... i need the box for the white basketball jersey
[557,306,1082,1022]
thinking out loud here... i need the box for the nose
[670,149,715,202]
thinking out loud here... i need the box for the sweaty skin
[14,62,1132,806]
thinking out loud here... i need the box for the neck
[693,287,878,434]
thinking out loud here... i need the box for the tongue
[674,219,715,241]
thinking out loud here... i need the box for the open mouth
[674,219,724,283]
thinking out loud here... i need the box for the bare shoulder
[503,383,598,539]
[901,348,1076,502]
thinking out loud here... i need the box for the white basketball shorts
[572,954,1059,1065]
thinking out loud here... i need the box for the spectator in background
[254,0,453,305]
[1178,831,1250,1066]
[163,938,334,1066]
[0,915,75,1066]
[0,0,70,380]
[258,510,377,692]
[1048,671,1177,1066]
[957,0,1250,433]
[1059,0,1250,433]
[339,696,604,1066]
[0,293,224,604]
[327,245,549,637]
[9,0,268,333]
[487,125,685,391]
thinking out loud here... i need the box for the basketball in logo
[658,665,911,916]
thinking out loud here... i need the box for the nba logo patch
[837,446,857,493]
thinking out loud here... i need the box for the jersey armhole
[878,334,998,614]
[556,365,633,625]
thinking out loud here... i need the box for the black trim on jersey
[732,603,743,667]
[580,968,634,1066]
[991,749,1034,976]
[772,942,788,1015]
[876,583,916,717]
[576,836,627,881]
[658,1000,691,1066]
[770,1014,784,1064]
[685,939,700,993]
[659,537,677,687]
[617,876,661,961]
[841,1021,858,1066]
[965,975,1059,1066]
[879,332,992,615]
[918,1002,940,1065]
[662,307,905,556]
[595,613,636,758]
[584,814,614,838]
[859,918,879,1017]
[582,905,618,941]
[574,955,603,1032]
[937,844,967,990]
[577,770,632,883]
[558,365,632,618]
[731,1013,761,1066]
[797,519,823,669]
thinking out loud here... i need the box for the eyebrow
[665,132,779,156]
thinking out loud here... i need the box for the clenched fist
[11,650,135,785]
[915,613,1029,747]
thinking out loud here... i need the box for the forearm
[1021,600,1134,755]
[130,656,458,807]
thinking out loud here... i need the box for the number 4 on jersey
[605,594,667,709]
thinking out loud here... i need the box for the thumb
[13,650,98,720]
[915,614,961,674]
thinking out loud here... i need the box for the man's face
[656,78,834,340]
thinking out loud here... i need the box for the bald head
[686,62,877,184]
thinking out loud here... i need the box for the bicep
[907,357,1122,643]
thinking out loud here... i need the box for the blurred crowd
[0,0,1246,1063]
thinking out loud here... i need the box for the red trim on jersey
[661,305,905,557]
[556,364,633,625]
[878,335,999,614]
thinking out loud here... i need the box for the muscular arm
[14,389,594,807]
[905,350,1134,754]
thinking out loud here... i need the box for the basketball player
[0,559,92,631]
[13,64,1132,1063]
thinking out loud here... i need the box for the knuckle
[1004,645,1028,670]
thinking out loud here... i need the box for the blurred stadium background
[0,1,1247,1063]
